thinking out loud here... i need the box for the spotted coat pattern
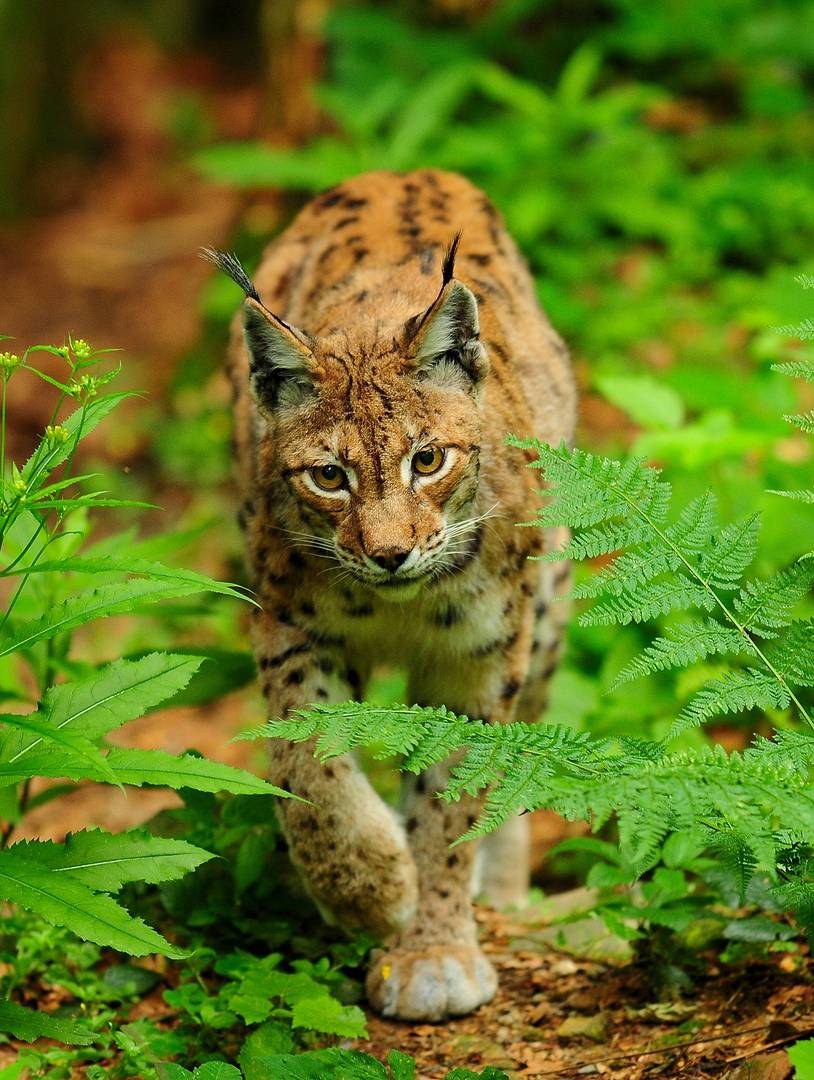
[222,169,576,1021]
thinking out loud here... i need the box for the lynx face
[238,247,491,597]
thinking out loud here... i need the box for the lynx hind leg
[473,813,530,908]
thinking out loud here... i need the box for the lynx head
[204,240,490,599]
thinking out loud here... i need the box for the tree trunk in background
[259,0,328,142]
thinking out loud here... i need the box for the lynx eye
[412,447,445,476]
[311,464,347,491]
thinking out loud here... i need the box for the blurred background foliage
[1,0,812,792]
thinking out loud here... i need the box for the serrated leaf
[290,995,367,1037]
[192,1065,242,1080]
[1,654,204,768]
[0,1000,95,1045]
[0,712,117,783]
[15,828,214,891]
[611,622,750,688]
[2,557,250,604]
[21,392,132,483]
[0,580,238,658]
[0,849,187,956]
[101,748,291,797]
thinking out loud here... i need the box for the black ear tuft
[442,231,462,285]
[200,248,261,304]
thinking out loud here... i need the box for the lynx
[207,168,575,1021]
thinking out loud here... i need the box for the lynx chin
[207,169,575,1021]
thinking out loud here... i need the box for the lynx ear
[407,278,488,388]
[201,249,315,410]
[242,299,315,410]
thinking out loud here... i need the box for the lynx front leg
[253,611,418,938]
[365,761,497,1021]
[366,598,537,1020]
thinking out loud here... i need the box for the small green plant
[0,336,291,1046]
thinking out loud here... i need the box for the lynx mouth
[368,577,425,602]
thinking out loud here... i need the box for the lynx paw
[366,942,497,1021]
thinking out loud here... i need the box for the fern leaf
[746,729,814,774]
[734,563,814,636]
[772,318,814,342]
[766,620,814,687]
[0,1001,95,1045]
[578,575,715,626]
[767,488,814,503]
[571,545,682,600]
[669,670,790,739]
[14,828,214,891]
[786,411,814,434]
[708,828,758,904]
[542,520,652,561]
[698,514,761,589]
[611,621,750,689]
[0,848,187,957]
[772,359,814,382]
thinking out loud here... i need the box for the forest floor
[9,692,812,1080]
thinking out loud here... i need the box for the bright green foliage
[13,829,213,891]
[243,1049,508,1080]
[0,340,287,1032]
[516,440,813,735]
[0,1001,94,1045]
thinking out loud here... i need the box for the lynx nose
[370,548,411,572]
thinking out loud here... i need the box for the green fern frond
[784,410,814,434]
[669,670,790,739]
[746,730,814,774]
[767,488,814,503]
[578,576,716,626]
[772,318,814,342]
[611,621,750,689]
[734,563,814,637]
[772,359,814,383]
[697,514,760,589]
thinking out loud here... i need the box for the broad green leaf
[14,828,214,891]
[595,374,685,430]
[0,1000,95,1045]
[192,1065,242,1080]
[1,557,250,604]
[101,748,291,797]
[239,1022,295,1080]
[0,747,291,798]
[291,995,368,1037]
[0,712,116,783]
[0,849,187,957]
[788,1039,814,1075]
[0,578,252,658]
[1,654,204,767]
[21,392,133,483]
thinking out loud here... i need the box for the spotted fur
[217,169,576,1021]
